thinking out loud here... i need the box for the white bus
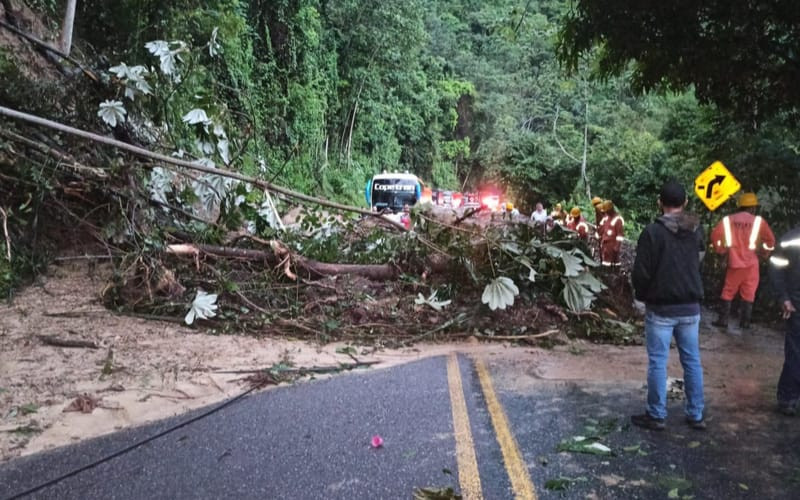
[365,172,422,213]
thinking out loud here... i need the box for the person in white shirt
[530,202,548,226]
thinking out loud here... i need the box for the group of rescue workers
[529,197,626,267]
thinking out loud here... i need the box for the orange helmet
[600,200,614,212]
[570,207,581,217]
[737,192,758,208]
[591,196,603,207]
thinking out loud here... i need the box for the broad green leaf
[185,290,218,325]
[208,27,221,57]
[97,100,126,127]
[561,251,584,277]
[573,271,606,293]
[500,241,522,255]
[481,277,519,311]
[183,108,210,125]
[562,278,594,312]
[516,256,537,282]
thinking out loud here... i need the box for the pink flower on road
[371,435,384,448]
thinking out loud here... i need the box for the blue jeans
[777,312,800,407]
[644,311,705,421]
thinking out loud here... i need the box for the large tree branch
[166,243,398,281]
[0,106,407,231]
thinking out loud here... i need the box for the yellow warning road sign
[694,161,741,211]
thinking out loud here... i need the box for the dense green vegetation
[0,1,769,229]
[2,0,799,307]
[69,0,797,228]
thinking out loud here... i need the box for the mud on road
[1,261,797,498]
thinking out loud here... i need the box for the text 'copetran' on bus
[365,172,422,213]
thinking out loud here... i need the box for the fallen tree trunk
[166,242,398,280]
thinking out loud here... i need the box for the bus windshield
[370,177,420,212]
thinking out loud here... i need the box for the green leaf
[501,241,522,255]
[481,277,519,311]
[562,278,594,312]
[415,290,452,311]
[556,436,614,455]
[516,256,538,282]
[561,251,584,277]
[668,488,680,499]
[545,478,572,491]
[19,403,39,415]
[687,441,700,449]
[573,271,605,293]
[412,487,462,500]
[97,100,126,127]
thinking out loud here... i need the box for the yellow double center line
[447,353,538,500]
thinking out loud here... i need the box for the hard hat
[737,192,758,208]
[570,207,581,217]
[600,200,613,212]
[555,203,562,210]
[591,196,602,206]
[506,202,513,210]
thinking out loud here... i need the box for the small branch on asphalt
[215,360,381,377]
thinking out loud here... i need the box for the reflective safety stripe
[615,236,625,242]
[781,238,800,248]
[607,230,613,236]
[722,216,732,247]
[611,215,624,226]
[748,216,762,250]
[763,243,775,251]
[576,222,588,232]
[770,256,789,267]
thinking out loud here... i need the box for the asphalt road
[1,354,798,499]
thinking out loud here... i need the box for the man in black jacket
[631,181,706,430]
[768,226,800,416]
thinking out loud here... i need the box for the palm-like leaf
[481,277,519,310]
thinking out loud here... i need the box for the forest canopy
[557,0,800,122]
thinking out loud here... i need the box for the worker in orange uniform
[567,207,590,240]
[591,196,604,225]
[503,201,514,220]
[599,200,624,266]
[710,192,776,329]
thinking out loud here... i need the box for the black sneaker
[631,413,666,431]
[686,416,707,430]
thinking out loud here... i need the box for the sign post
[694,161,741,211]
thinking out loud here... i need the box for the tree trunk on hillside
[581,102,591,199]
[59,0,76,56]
